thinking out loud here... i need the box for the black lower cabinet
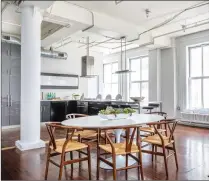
[50,101,67,122]
[41,101,51,122]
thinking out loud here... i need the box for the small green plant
[99,107,135,115]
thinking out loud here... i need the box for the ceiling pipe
[78,40,96,48]
[127,1,209,43]
[2,35,68,59]
[78,38,114,49]
[54,17,209,52]
[2,2,10,13]
[77,41,111,49]
[107,19,209,55]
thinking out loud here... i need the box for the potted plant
[98,107,136,120]
[72,93,80,100]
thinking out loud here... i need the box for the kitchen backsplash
[41,89,83,100]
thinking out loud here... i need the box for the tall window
[129,56,149,101]
[103,62,118,98]
[188,44,209,108]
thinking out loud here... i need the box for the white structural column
[16,6,45,151]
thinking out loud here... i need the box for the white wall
[41,43,104,99]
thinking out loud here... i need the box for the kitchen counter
[40,99,137,122]
[41,99,138,104]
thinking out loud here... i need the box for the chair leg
[162,146,169,179]
[87,146,92,180]
[96,147,100,180]
[112,154,117,180]
[105,134,108,144]
[152,145,154,162]
[78,134,82,169]
[58,153,65,180]
[125,154,128,180]
[173,143,179,170]
[44,148,51,180]
[70,152,73,179]
[155,145,157,161]
[138,151,144,180]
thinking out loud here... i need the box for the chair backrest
[96,94,102,100]
[115,94,122,100]
[66,113,88,119]
[45,122,79,150]
[147,119,178,143]
[102,126,142,154]
[105,94,112,100]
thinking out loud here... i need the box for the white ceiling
[68,1,209,27]
[1,1,209,54]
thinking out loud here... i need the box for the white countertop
[61,114,164,129]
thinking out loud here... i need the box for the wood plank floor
[1,125,209,180]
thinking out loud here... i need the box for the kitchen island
[41,100,138,122]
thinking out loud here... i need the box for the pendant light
[114,36,135,74]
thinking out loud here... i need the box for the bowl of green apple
[98,107,136,120]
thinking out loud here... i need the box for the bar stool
[142,106,154,113]
[105,94,112,100]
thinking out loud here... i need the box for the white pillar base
[15,140,45,151]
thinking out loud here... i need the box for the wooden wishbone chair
[141,119,178,179]
[44,122,91,180]
[66,113,111,144]
[97,126,144,180]
[66,114,98,143]
[140,111,168,136]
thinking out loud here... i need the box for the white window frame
[129,56,149,100]
[188,43,209,108]
[103,61,118,96]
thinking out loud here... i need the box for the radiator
[181,111,209,124]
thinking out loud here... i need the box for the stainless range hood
[81,37,97,78]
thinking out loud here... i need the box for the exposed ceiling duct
[1,35,68,59]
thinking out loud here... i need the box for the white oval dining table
[62,113,164,170]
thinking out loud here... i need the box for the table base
[100,155,136,169]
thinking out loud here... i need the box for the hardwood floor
[1,124,209,180]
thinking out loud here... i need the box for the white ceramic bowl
[98,114,116,120]
[117,113,130,119]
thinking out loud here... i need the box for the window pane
[190,79,202,108]
[111,83,118,98]
[130,83,140,97]
[112,63,118,83]
[130,59,140,81]
[104,64,111,83]
[104,83,111,96]
[203,45,209,76]
[141,57,149,80]
[190,47,202,77]
[203,79,209,108]
[141,82,148,102]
